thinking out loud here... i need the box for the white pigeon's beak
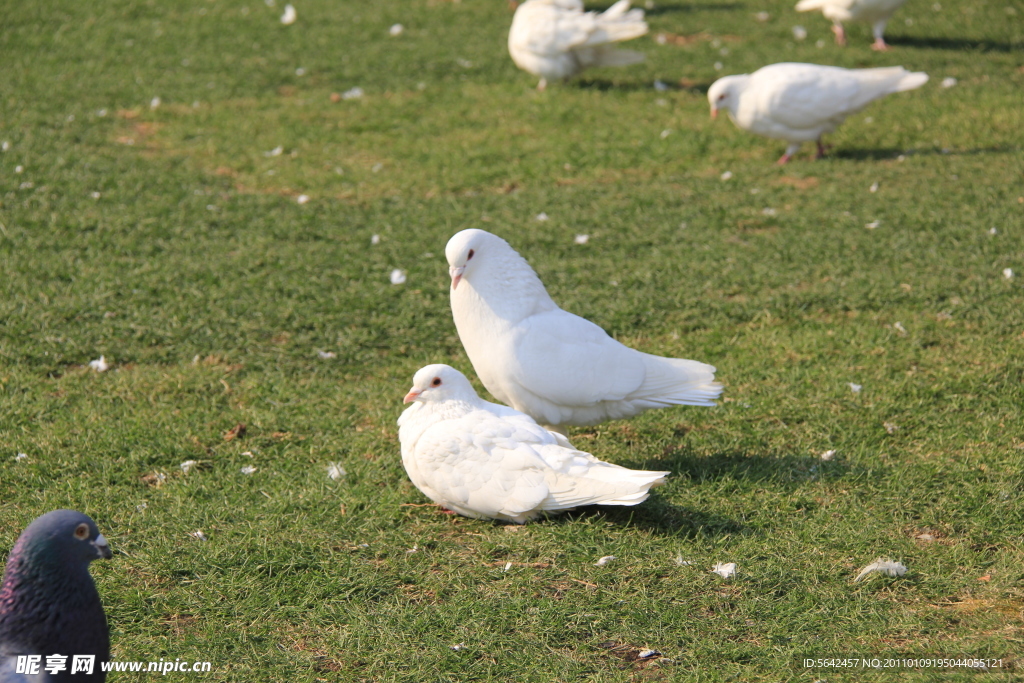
[449,265,465,290]
[710,107,718,120]
[403,389,421,404]
[92,533,112,560]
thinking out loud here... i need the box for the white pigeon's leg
[815,139,830,159]
[777,143,802,165]
[537,77,547,92]
[831,21,847,46]
[870,20,889,50]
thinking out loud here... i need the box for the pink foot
[871,38,889,51]
[832,24,847,46]
[776,154,791,165]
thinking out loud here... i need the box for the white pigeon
[398,364,669,523]
[446,229,722,428]
[708,62,928,164]
[508,0,649,91]
[795,0,909,50]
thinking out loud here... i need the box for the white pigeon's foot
[871,38,889,51]
[508,0,519,9]
[537,78,547,92]
[776,154,792,165]
[832,24,847,46]
[815,141,831,159]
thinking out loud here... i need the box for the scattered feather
[755,11,770,21]
[792,25,807,40]
[941,77,957,88]
[869,182,879,193]
[574,234,590,245]
[341,87,364,100]
[594,555,617,567]
[762,208,777,216]
[450,643,467,651]
[242,451,254,457]
[317,350,337,359]
[893,321,907,336]
[296,194,310,204]
[295,67,306,76]
[456,58,473,69]
[264,145,284,157]
[713,61,723,71]
[854,558,906,582]
[1003,268,1014,280]
[1,141,8,151]
[91,191,101,199]
[660,129,671,139]
[503,561,513,572]
[866,220,880,229]
[180,460,198,474]
[280,4,296,25]
[638,649,661,659]
[15,165,24,173]
[89,356,110,372]
[821,449,836,461]
[720,170,733,181]
[674,554,693,566]
[390,268,407,285]
[816,38,826,48]
[240,465,257,475]
[988,227,997,235]
[190,530,209,542]
[136,502,147,512]
[655,33,668,45]
[654,79,669,91]
[884,421,898,434]
[406,545,419,554]
[371,234,381,245]
[711,562,736,578]
[535,212,549,221]
[915,532,935,541]
[389,23,404,36]
[150,96,161,109]
[327,462,346,481]
[371,163,383,172]
[15,453,28,461]
[848,382,862,393]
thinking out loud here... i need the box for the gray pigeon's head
[404,364,479,405]
[12,509,112,567]
[708,74,747,118]
[445,229,511,291]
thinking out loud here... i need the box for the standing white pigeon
[398,364,669,523]
[708,62,928,164]
[446,229,722,428]
[508,0,649,91]
[795,0,909,50]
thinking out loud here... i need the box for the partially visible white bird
[795,0,909,50]
[708,62,928,164]
[508,0,649,91]
[446,229,722,428]
[397,364,669,523]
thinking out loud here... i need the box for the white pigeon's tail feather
[541,463,669,511]
[847,67,928,110]
[585,1,648,47]
[630,354,724,408]
[795,0,831,11]
[892,70,929,92]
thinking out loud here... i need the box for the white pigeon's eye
[718,94,726,101]
[467,249,475,260]
[74,523,89,540]
[431,377,442,387]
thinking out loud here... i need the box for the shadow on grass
[563,500,748,538]
[584,1,742,14]
[832,145,1021,161]
[573,77,715,94]
[886,36,1022,53]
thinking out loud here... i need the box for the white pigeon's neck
[456,249,556,326]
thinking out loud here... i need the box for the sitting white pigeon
[508,0,648,91]
[708,62,928,164]
[398,364,669,523]
[446,229,722,428]
[795,0,908,50]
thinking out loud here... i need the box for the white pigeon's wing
[481,399,576,447]
[509,308,646,406]
[754,64,868,130]
[412,411,558,519]
[513,4,597,55]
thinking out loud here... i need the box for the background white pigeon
[508,0,649,91]
[795,0,909,50]
[398,364,669,523]
[708,62,928,164]
[446,229,722,428]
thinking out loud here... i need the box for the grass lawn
[1,0,1022,680]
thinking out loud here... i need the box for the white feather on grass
[854,558,907,582]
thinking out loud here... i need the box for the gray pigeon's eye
[431,378,442,387]
[467,249,475,260]
[74,523,89,540]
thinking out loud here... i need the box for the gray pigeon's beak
[449,265,465,290]
[92,533,112,560]
[403,389,421,404]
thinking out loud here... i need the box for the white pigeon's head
[445,229,507,291]
[403,364,479,404]
[707,75,746,119]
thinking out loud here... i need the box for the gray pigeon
[0,510,112,682]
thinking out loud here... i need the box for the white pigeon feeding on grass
[446,229,722,429]
[398,364,669,523]
[708,62,928,164]
[508,0,649,91]
[795,0,908,50]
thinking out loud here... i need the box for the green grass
[2,0,1023,680]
